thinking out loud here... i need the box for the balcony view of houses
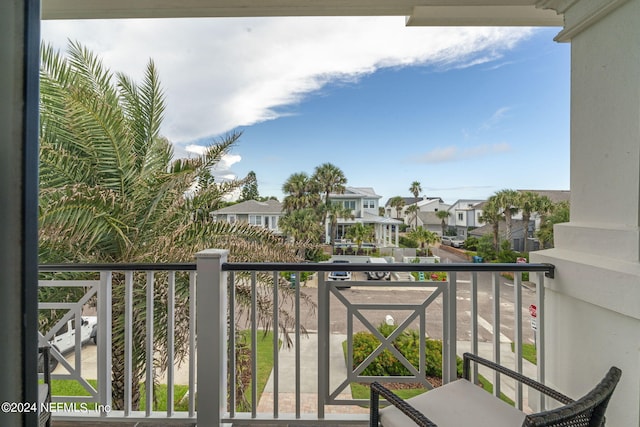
[6,1,639,426]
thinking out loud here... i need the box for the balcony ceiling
[42,0,563,26]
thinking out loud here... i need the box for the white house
[329,187,401,246]
[211,199,283,235]
[385,196,450,227]
[447,199,486,238]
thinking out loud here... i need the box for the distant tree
[389,196,406,220]
[282,172,321,213]
[435,210,450,236]
[405,204,420,230]
[479,196,502,251]
[409,181,422,229]
[378,207,385,216]
[279,208,323,244]
[519,192,552,252]
[346,223,374,252]
[312,163,347,225]
[408,226,439,253]
[494,189,520,246]
[536,201,570,248]
[239,171,259,201]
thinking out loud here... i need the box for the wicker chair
[370,352,621,427]
[38,346,52,427]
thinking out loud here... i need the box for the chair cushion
[380,379,527,427]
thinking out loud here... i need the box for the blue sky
[41,19,570,205]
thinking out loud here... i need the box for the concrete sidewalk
[257,333,539,414]
[257,333,368,414]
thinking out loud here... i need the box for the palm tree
[39,43,304,409]
[536,201,569,249]
[279,208,323,244]
[409,181,422,229]
[408,226,439,254]
[346,223,374,253]
[519,192,553,252]
[494,189,520,247]
[312,162,347,225]
[405,204,420,230]
[479,196,502,251]
[282,172,320,213]
[389,196,406,220]
[435,210,450,237]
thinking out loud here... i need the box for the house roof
[361,212,403,225]
[417,211,441,226]
[212,199,283,215]
[330,187,381,199]
[449,199,486,211]
[384,196,443,207]
[517,190,570,204]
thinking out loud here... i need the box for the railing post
[196,249,229,426]
[98,271,112,411]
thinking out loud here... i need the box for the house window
[249,215,262,226]
[228,214,236,224]
[363,199,376,209]
[458,213,464,221]
[343,200,356,210]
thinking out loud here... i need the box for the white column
[532,0,640,424]
[0,1,40,425]
[196,249,229,426]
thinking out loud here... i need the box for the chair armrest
[462,352,573,405]
[370,382,437,427]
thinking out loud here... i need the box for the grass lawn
[47,329,278,412]
[511,342,537,365]
[238,330,279,408]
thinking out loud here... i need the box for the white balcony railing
[38,250,554,425]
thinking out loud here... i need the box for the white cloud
[480,107,512,131]
[415,142,511,164]
[42,18,534,143]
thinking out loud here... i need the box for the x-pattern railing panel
[38,279,100,402]
[323,280,449,405]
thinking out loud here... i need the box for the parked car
[38,316,97,372]
[441,236,453,246]
[366,257,391,280]
[328,260,351,288]
[451,237,466,248]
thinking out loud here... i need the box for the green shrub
[351,324,461,378]
[399,236,418,248]
[464,236,479,251]
[477,235,496,261]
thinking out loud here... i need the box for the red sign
[529,304,537,318]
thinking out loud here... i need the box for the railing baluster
[167,271,175,416]
[229,271,236,418]
[295,271,301,419]
[317,271,327,419]
[98,271,112,413]
[124,271,133,415]
[470,271,479,384]
[446,272,457,383]
[272,271,280,418]
[536,271,546,411]
[492,271,501,398]
[251,271,258,418]
[188,271,196,417]
[514,272,523,409]
[145,271,154,416]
